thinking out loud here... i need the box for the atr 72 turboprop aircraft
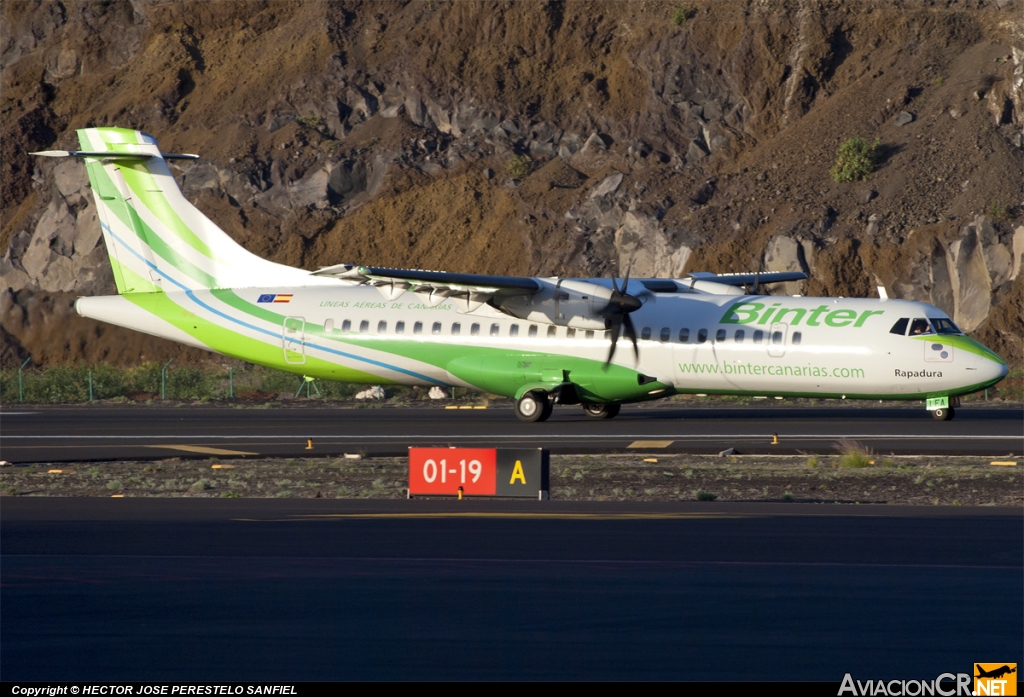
[34,128,1007,421]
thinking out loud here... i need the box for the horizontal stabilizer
[31,150,200,160]
[687,271,807,286]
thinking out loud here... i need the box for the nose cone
[966,337,1008,387]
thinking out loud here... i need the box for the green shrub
[672,6,691,26]
[695,489,718,501]
[830,136,881,182]
[296,112,326,132]
[985,200,1010,220]
[505,154,532,179]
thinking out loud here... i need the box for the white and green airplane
[34,127,1007,421]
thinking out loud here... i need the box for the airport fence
[0,362,426,404]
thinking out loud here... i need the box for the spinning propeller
[598,270,647,367]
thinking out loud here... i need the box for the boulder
[581,132,608,154]
[1011,225,1024,280]
[355,385,385,400]
[327,160,367,206]
[589,172,623,199]
[614,211,691,278]
[946,226,992,332]
[763,235,807,295]
[894,110,914,126]
[37,254,75,292]
[72,204,101,257]
[428,386,447,399]
[22,199,75,280]
[928,239,955,315]
[0,266,30,293]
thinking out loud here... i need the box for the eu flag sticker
[257,294,276,303]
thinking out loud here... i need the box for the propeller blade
[623,314,639,362]
[604,316,622,367]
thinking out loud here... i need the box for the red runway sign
[408,448,498,495]
[408,448,549,498]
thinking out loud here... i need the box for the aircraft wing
[687,271,808,286]
[312,264,540,305]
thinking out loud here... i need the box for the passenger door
[767,322,788,358]
[283,317,306,364]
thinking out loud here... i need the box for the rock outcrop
[2,0,1022,366]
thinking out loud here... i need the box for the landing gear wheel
[516,391,550,422]
[582,403,621,419]
[540,398,554,422]
[931,406,955,421]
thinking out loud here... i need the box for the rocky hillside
[2,0,1022,367]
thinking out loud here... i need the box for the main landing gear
[582,402,621,419]
[515,391,553,422]
[931,406,955,421]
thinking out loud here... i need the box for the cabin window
[660,327,670,342]
[471,323,480,336]
[641,327,652,340]
[413,321,423,335]
[678,328,690,343]
[909,318,932,336]
[584,330,594,339]
[396,321,405,334]
[930,318,961,335]
[792,331,802,345]
[697,329,708,343]
[432,322,442,335]
[529,325,538,338]
[772,331,783,345]
[359,320,369,333]
[735,329,745,343]
[716,329,727,342]
[890,318,909,336]
[547,326,557,338]
[490,323,500,337]
[377,321,387,334]
[510,324,520,337]
[753,330,764,344]
[566,328,576,338]
[324,319,334,332]
[451,322,461,336]
[341,319,351,333]
[604,330,612,340]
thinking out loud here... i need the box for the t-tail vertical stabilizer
[33,127,333,294]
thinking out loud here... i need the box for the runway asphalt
[1,403,1021,462]
[2,498,1021,681]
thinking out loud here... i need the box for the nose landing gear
[928,396,959,421]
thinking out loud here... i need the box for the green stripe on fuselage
[911,333,1006,364]
[124,292,388,383]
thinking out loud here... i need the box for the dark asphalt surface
[1,404,1021,462]
[2,498,1021,681]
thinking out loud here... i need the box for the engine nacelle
[495,279,613,330]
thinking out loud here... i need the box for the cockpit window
[889,318,909,336]
[929,318,962,335]
[909,318,933,336]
